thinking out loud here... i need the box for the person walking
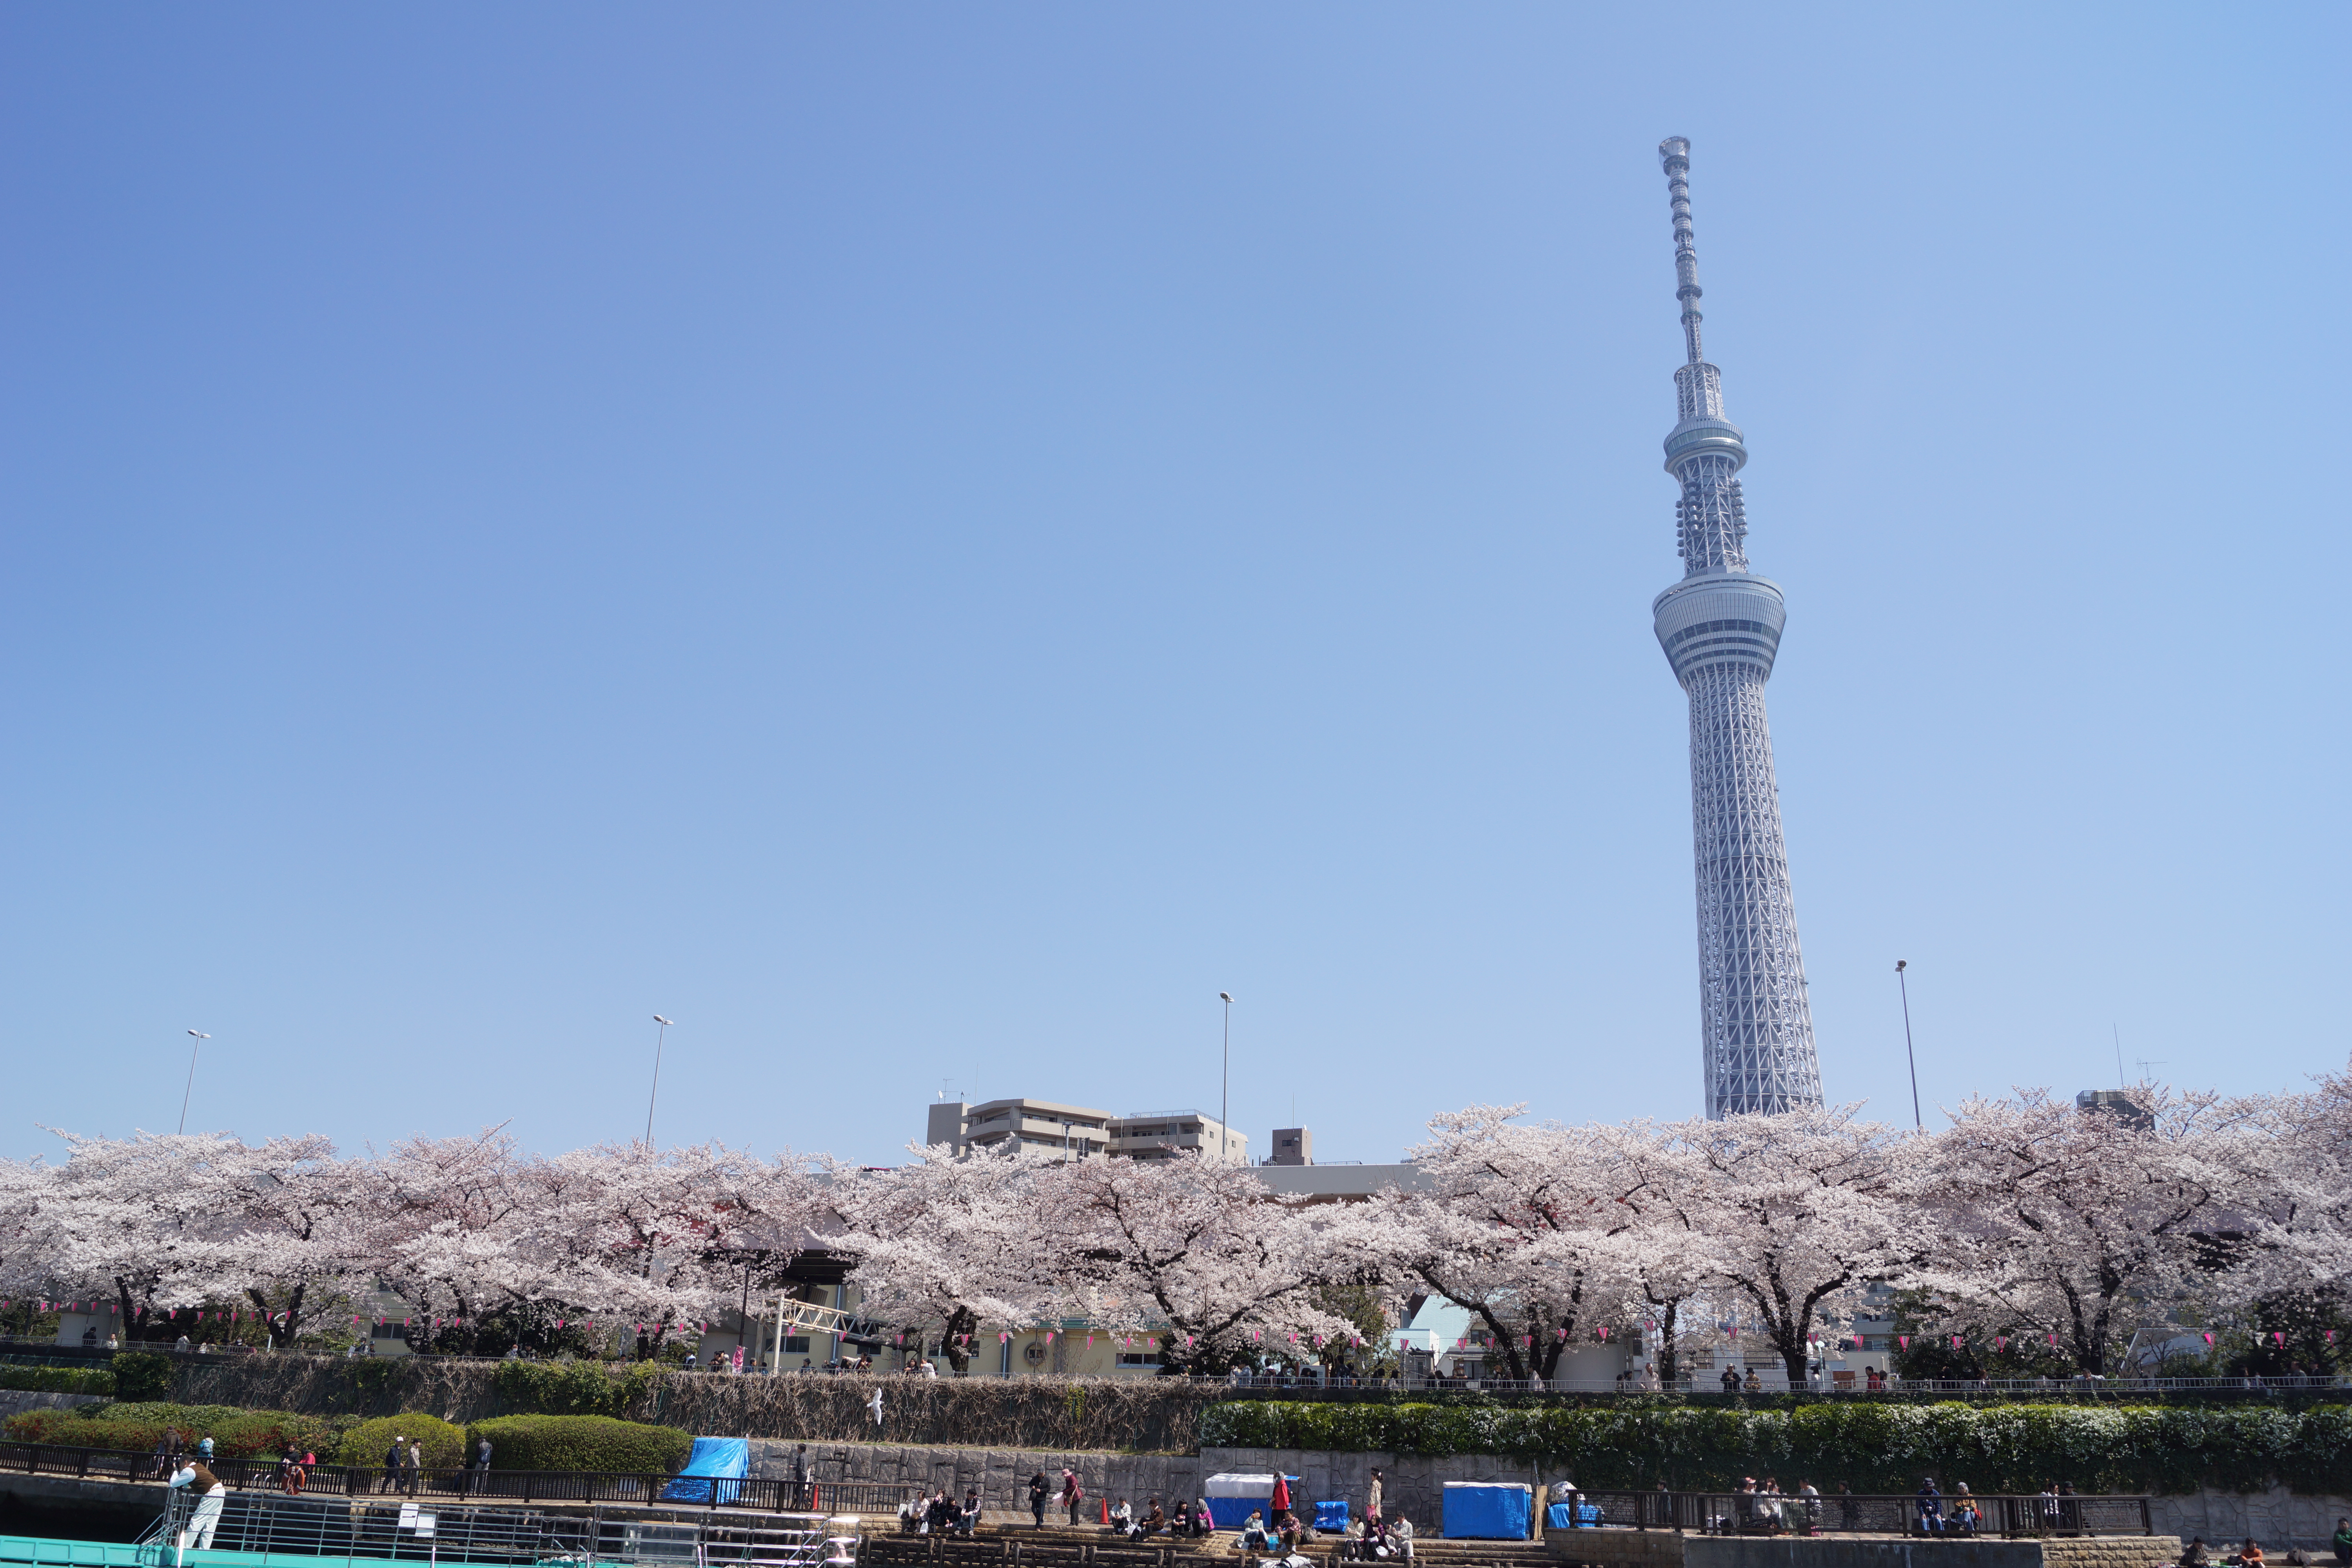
[1027,1472,1049,1529]
[1720,1367,1740,1394]
[1060,1469,1084,1527]
[791,1445,811,1510]
[402,1439,422,1497]
[470,1437,493,1496]
[382,1436,406,1494]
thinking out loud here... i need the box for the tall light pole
[177,1031,210,1134]
[1218,992,1232,1165]
[1894,962,1921,1130]
[644,1016,673,1146]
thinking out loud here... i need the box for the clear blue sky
[4,5,2344,1168]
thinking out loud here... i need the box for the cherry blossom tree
[2262,1058,2352,1294]
[34,1131,248,1343]
[1367,1106,1631,1383]
[830,1142,1058,1372]
[367,1128,552,1348]
[1588,1118,1719,1386]
[1906,1086,2253,1376]
[1675,1106,1907,1386]
[518,1141,822,1356]
[192,1132,363,1347]
[1039,1150,1359,1374]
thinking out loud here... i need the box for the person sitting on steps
[1241,1511,1269,1554]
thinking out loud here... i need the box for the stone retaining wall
[2147,1489,2351,1553]
[167,1358,1219,1450]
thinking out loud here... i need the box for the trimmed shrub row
[336,1414,468,1470]
[2,1402,359,1460]
[2,1401,691,1477]
[463,1414,692,1474]
[1200,1399,2352,1496]
[0,1365,114,1396]
[488,1360,662,1418]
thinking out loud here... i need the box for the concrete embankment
[1560,1539,2181,1568]
[748,1439,2349,1553]
[0,1393,107,1421]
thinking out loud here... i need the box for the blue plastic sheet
[1546,1503,1602,1529]
[660,1437,749,1504]
[1202,1474,1298,1529]
[1314,1503,1349,1532]
[1442,1483,1530,1540]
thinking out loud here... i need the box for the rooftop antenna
[2112,1024,2125,1089]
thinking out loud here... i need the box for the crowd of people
[2178,1525,2352,1568]
[945,1467,1417,1565]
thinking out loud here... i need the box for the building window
[1116,1353,1162,1367]
[783,1336,810,1353]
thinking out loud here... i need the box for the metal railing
[1556,1491,2152,1537]
[0,1439,906,1518]
[1215,1370,2347,1396]
[134,1488,859,1568]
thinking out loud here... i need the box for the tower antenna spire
[1660,136,1704,365]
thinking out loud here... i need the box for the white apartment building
[924,1098,1247,1165]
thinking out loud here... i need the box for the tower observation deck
[1651,137,1824,1118]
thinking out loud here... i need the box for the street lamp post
[1218,992,1232,1165]
[177,1031,210,1135]
[1895,962,1921,1130]
[644,1016,673,1146]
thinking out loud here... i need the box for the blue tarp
[1313,1503,1348,1532]
[660,1437,750,1504]
[1442,1483,1530,1540]
[1546,1503,1602,1530]
[1202,1474,1298,1529]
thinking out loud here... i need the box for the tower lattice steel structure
[1650,137,1824,1118]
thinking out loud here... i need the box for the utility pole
[1895,963,1921,1130]
[645,1016,673,1145]
[177,1031,210,1135]
[1218,992,1232,1164]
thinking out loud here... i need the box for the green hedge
[1199,1399,2352,1495]
[1,1403,357,1460]
[0,1365,114,1396]
[111,1353,174,1402]
[336,1414,468,1470]
[463,1414,691,1474]
[489,1359,661,1418]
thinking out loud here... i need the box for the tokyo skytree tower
[1650,137,1824,1118]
